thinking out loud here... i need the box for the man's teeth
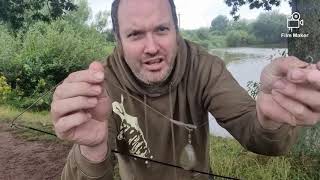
[147,59,161,64]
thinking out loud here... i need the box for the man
[50,0,320,179]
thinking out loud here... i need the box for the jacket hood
[108,35,189,97]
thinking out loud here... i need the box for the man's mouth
[145,58,162,64]
[143,57,165,71]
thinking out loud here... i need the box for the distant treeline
[181,11,288,49]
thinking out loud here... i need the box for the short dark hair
[111,0,179,40]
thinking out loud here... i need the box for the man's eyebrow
[156,22,171,27]
[124,21,172,34]
[125,28,144,34]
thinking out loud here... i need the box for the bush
[181,29,227,50]
[0,20,114,110]
[209,35,227,48]
[15,20,112,95]
[226,30,251,47]
[0,25,21,88]
[0,75,12,103]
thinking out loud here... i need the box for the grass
[0,104,319,179]
[210,136,320,180]
[0,104,57,141]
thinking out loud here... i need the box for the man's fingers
[51,96,98,120]
[257,92,296,126]
[55,111,91,134]
[286,63,320,84]
[272,79,320,111]
[271,90,319,126]
[53,82,102,100]
[88,96,112,122]
[306,69,320,89]
[89,61,105,72]
[260,56,307,93]
[286,68,308,83]
[272,56,308,76]
[64,69,104,83]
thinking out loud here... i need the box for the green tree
[0,0,77,32]
[92,10,110,33]
[225,0,284,20]
[0,19,114,110]
[196,28,210,41]
[210,15,229,32]
[228,19,251,32]
[64,0,90,26]
[91,9,115,42]
[251,11,287,44]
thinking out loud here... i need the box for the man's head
[111,0,180,85]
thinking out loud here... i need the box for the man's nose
[144,34,159,56]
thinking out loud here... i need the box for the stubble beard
[128,57,176,86]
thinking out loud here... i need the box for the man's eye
[157,26,169,32]
[128,32,141,38]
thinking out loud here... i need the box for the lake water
[208,47,287,138]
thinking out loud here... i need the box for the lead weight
[179,144,197,170]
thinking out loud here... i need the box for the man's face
[118,0,178,85]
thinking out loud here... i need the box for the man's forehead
[118,0,169,10]
[118,0,172,25]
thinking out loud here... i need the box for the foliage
[182,11,286,49]
[292,125,320,156]
[251,11,287,44]
[246,81,260,99]
[63,0,91,26]
[0,0,116,110]
[227,19,251,32]
[210,15,229,32]
[210,136,319,180]
[224,0,290,20]
[0,25,21,84]
[226,30,256,47]
[0,0,77,32]
[0,75,12,102]
[182,29,227,50]
[0,19,114,110]
[91,9,115,43]
[92,10,110,33]
[18,20,111,93]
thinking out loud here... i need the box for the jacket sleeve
[61,116,118,180]
[202,55,299,156]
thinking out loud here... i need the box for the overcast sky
[87,0,291,29]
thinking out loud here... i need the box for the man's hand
[257,56,320,129]
[51,61,112,162]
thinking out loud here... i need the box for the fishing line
[10,81,63,126]
[112,149,240,180]
[104,78,200,130]
[8,123,240,179]
[9,77,240,180]
[11,123,57,137]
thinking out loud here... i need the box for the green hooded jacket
[61,37,298,180]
